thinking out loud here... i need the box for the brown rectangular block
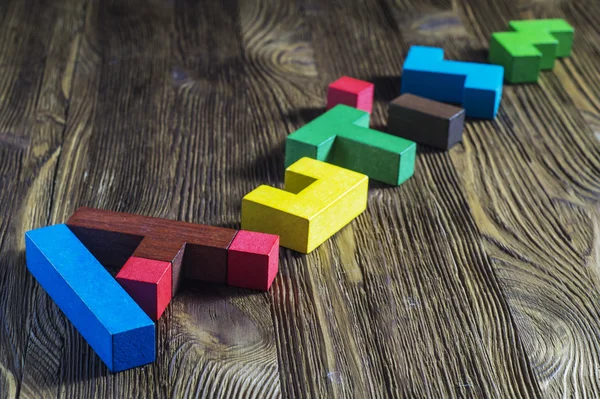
[66,207,238,292]
[387,93,465,150]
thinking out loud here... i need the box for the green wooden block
[285,105,416,186]
[510,19,574,57]
[489,19,574,83]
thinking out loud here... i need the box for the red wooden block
[326,76,374,114]
[227,230,279,291]
[116,257,172,321]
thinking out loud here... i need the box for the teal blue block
[401,46,504,119]
[285,105,416,186]
[25,224,155,372]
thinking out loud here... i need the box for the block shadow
[285,107,325,126]
[461,47,489,64]
[229,107,325,191]
[177,279,266,299]
[370,75,401,102]
[229,139,286,187]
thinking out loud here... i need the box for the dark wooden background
[1,0,599,397]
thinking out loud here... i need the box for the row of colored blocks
[23,64,482,374]
[24,80,429,373]
[25,77,451,372]
[397,19,575,118]
[24,18,574,374]
[26,208,280,372]
[239,73,472,253]
[24,83,475,374]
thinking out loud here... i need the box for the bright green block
[489,19,574,83]
[510,19,574,57]
[285,105,416,186]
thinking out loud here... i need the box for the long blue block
[401,46,504,119]
[25,224,155,372]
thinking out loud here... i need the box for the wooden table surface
[1,0,599,397]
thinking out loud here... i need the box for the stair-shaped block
[489,19,574,83]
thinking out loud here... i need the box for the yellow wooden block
[241,157,368,254]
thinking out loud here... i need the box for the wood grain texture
[0,0,600,397]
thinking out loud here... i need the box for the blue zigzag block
[401,46,504,119]
[25,224,155,372]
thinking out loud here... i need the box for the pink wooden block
[227,230,279,291]
[326,76,374,113]
[116,257,172,321]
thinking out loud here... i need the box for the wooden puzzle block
[285,104,416,186]
[489,19,574,83]
[327,76,375,113]
[401,45,504,119]
[227,230,279,291]
[388,94,465,150]
[242,157,368,253]
[25,224,155,372]
[116,257,172,321]
[67,207,238,293]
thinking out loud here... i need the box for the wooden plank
[447,0,600,396]
[42,0,282,397]
[236,0,536,396]
[163,0,282,394]
[0,145,24,399]
[236,1,375,397]
[22,1,175,397]
[1,0,599,397]
[550,0,600,136]
[0,0,85,398]
[303,0,542,396]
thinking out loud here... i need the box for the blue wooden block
[25,224,155,372]
[401,46,504,119]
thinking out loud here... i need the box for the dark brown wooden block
[387,93,465,150]
[67,207,238,292]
